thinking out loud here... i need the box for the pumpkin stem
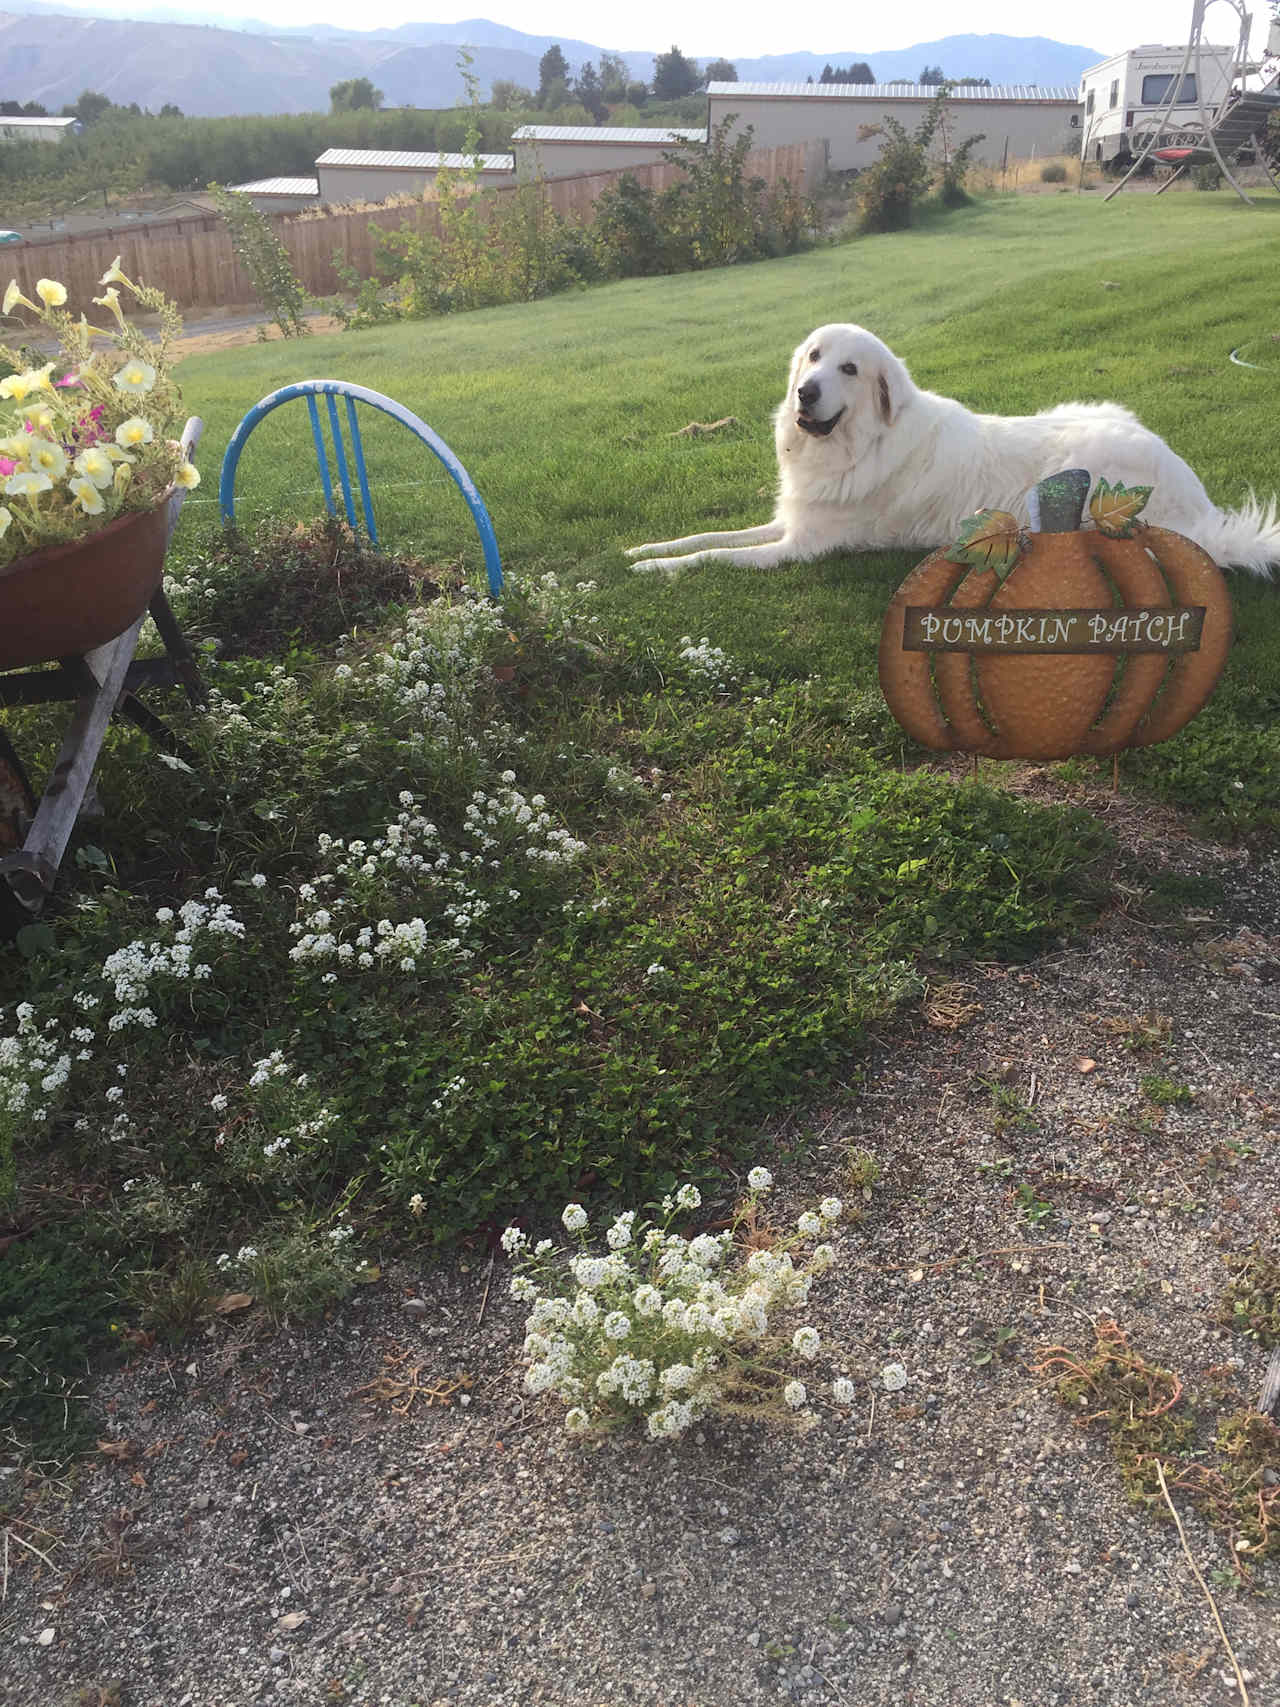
[1027,468,1091,534]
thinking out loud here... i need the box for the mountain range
[0,6,1104,117]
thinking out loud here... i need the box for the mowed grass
[176,192,1280,826]
[2,193,1279,1456]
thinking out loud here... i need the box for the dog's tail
[1193,492,1280,578]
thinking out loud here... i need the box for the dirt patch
[174,314,343,362]
[1,779,1278,1707]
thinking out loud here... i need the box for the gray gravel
[2,779,1278,1707]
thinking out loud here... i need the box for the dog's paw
[625,543,657,559]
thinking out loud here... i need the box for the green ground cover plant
[2,192,1278,1457]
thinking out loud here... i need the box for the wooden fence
[2,139,827,315]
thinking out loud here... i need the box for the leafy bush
[1040,162,1068,183]
[209,182,310,337]
[855,85,984,233]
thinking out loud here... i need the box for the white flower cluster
[284,785,584,983]
[504,1169,846,1442]
[677,635,739,692]
[0,1002,70,1127]
[463,785,587,867]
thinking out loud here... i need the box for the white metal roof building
[0,115,81,145]
[228,176,322,213]
[314,148,515,205]
[511,124,706,180]
[706,81,1083,170]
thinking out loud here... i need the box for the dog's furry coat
[628,324,1280,577]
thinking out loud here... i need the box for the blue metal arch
[218,379,503,599]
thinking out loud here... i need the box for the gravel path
[2,781,1278,1707]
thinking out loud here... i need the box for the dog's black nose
[797,379,820,410]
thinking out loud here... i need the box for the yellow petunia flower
[0,364,54,403]
[0,505,10,539]
[2,280,34,316]
[35,278,67,308]
[0,434,29,462]
[68,475,105,515]
[99,255,131,288]
[73,446,114,489]
[112,462,132,496]
[174,461,200,490]
[115,415,154,449]
[26,438,67,480]
[5,469,52,501]
[113,358,157,396]
[92,286,126,331]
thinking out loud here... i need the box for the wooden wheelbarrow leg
[0,617,146,920]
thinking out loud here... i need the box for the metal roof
[0,114,79,127]
[229,177,320,197]
[315,148,513,171]
[707,81,1080,102]
[511,125,705,144]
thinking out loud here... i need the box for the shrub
[209,182,310,337]
[1040,161,1068,183]
[855,85,984,233]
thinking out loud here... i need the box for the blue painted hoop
[217,379,503,598]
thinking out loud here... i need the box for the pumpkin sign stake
[877,469,1233,760]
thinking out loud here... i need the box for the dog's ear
[875,351,912,427]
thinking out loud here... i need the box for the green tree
[599,52,629,102]
[919,64,945,84]
[574,61,608,122]
[537,45,570,106]
[0,100,48,116]
[63,90,114,125]
[158,102,182,118]
[625,80,649,107]
[703,58,738,85]
[489,79,533,111]
[652,46,700,101]
[330,77,383,113]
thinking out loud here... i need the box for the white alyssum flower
[561,1202,588,1232]
[881,1362,909,1392]
[792,1326,820,1360]
[783,1379,808,1409]
[832,1377,858,1406]
[747,1166,773,1192]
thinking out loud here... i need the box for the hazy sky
[94,1,1279,62]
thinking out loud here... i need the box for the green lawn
[179,189,1280,696]
[2,192,1278,1455]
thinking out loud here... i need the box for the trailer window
[1109,79,1119,107]
[1085,89,1095,115]
[1141,73,1199,104]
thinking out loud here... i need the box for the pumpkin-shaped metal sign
[877,469,1234,760]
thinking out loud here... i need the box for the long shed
[315,149,515,205]
[228,176,322,214]
[706,82,1082,170]
[511,125,706,180]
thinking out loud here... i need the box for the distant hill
[0,8,1105,117]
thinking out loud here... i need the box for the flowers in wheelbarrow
[0,257,198,568]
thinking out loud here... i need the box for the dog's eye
[808,348,820,362]
[839,362,858,376]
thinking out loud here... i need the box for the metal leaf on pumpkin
[946,509,1026,580]
[1089,477,1153,537]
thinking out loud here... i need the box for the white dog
[627,323,1280,577]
